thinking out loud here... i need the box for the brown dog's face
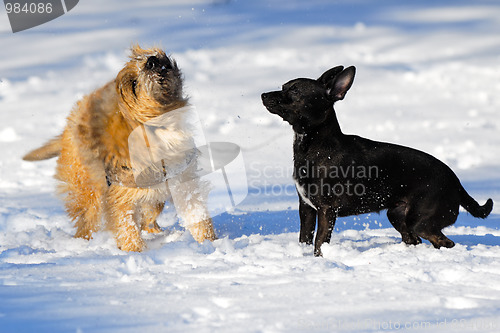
[116,45,186,123]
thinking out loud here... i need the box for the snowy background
[1,0,500,332]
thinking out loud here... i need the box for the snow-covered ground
[1,1,500,332]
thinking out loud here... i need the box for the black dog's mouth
[262,91,303,130]
[261,91,283,115]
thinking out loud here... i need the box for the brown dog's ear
[317,66,344,85]
[327,66,356,101]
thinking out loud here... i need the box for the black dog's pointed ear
[327,66,356,101]
[317,66,344,85]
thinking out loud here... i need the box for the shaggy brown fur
[23,45,216,251]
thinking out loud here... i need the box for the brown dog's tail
[459,185,494,219]
[23,135,62,161]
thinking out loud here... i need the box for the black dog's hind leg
[299,198,316,245]
[387,202,421,245]
[416,228,455,249]
[314,206,336,257]
[408,201,458,249]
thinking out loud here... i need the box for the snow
[1,0,500,331]
[0,127,19,142]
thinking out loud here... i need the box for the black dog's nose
[261,92,277,108]
[261,93,269,104]
[261,92,274,104]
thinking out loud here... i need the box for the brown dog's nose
[146,56,173,73]
[145,56,159,70]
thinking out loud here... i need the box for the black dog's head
[261,66,356,132]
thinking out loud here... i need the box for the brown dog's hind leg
[60,177,103,239]
[72,194,103,240]
[56,136,104,240]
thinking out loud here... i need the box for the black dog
[262,66,493,256]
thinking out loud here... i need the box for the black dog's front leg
[314,206,336,257]
[299,198,316,244]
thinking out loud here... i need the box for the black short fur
[262,66,493,256]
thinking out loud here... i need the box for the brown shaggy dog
[23,45,216,251]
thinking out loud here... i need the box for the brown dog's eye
[131,80,137,96]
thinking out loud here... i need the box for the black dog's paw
[402,233,422,246]
[429,235,455,249]
[299,235,314,245]
[314,249,323,257]
[439,238,455,249]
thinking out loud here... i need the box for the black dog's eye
[288,85,300,99]
[145,56,160,70]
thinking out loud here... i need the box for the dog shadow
[9,182,498,250]
[214,210,500,247]
[214,181,500,248]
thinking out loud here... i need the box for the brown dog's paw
[142,221,162,234]
[117,238,146,252]
[115,225,146,252]
[187,219,216,243]
[74,229,93,240]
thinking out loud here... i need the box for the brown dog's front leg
[168,174,216,243]
[314,206,336,257]
[105,185,145,252]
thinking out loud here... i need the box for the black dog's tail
[459,185,494,219]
